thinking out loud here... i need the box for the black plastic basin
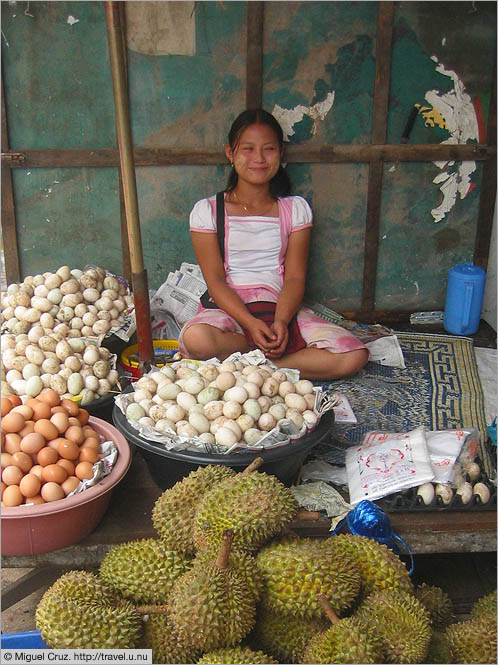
[112,403,333,489]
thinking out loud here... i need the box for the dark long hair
[225,109,291,198]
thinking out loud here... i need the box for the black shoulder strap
[215,191,225,260]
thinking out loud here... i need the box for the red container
[1,417,131,556]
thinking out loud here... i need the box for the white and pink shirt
[189,194,313,303]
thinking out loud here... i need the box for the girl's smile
[226,123,283,186]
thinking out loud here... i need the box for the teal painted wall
[2,1,496,312]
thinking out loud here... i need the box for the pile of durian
[35,463,497,664]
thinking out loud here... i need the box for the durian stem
[135,604,169,615]
[243,457,264,473]
[295,508,322,521]
[318,594,340,625]
[215,529,234,569]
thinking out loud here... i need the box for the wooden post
[104,1,153,371]
[246,2,264,108]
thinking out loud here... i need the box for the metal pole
[104,1,153,371]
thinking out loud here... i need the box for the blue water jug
[443,263,486,335]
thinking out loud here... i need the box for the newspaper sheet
[150,263,206,326]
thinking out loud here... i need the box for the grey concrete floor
[1,568,49,635]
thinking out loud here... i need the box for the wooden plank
[2,143,492,168]
[362,1,394,311]
[246,1,264,108]
[118,1,132,284]
[1,73,21,284]
[474,61,497,269]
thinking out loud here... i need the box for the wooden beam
[362,0,394,312]
[474,60,497,270]
[246,1,264,108]
[1,72,21,284]
[117,0,131,284]
[2,143,492,168]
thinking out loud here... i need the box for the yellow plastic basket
[121,339,179,377]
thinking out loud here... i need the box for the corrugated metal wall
[1,1,496,318]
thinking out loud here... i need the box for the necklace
[232,190,275,216]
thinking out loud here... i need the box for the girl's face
[225,123,282,187]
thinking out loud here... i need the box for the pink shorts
[178,305,368,358]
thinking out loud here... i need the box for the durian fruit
[415,583,455,628]
[193,469,299,554]
[99,538,192,604]
[355,589,432,664]
[318,533,414,600]
[255,535,361,619]
[142,613,200,664]
[302,593,384,664]
[192,548,263,603]
[446,616,497,664]
[469,588,497,620]
[168,530,256,651]
[197,646,279,664]
[152,464,236,555]
[425,630,453,664]
[250,604,328,664]
[35,570,144,649]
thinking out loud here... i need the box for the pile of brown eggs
[1,389,104,507]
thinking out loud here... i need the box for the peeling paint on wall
[125,1,196,56]
[420,56,479,223]
[272,92,335,141]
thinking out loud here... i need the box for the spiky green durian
[355,589,431,664]
[197,646,278,664]
[168,531,256,650]
[250,605,328,663]
[152,465,236,555]
[319,534,414,600]
[415,583,455,628]
[469,588,497,621]
[303,615,384,664]
[193,471,299,554]
[99,538,192,604]
[446,617,497,664]
[35,571,142,649]
[425,630,453,664]
[142,614,200,664]
[255,536,361,619]
[192,548,263,603]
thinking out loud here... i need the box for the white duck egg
[133,388,153,403]
[218,361,237,373]
[258,412,277,431]
[236,413,255,432]
[223,400,242,419]
[22,363,41,380]
[199,432,216,445]
[268,404,287,421]
[84,375,100,392]
[271,370,288,383]
[203,400,225,421]
[257,396,271,413]
[244,428,263,446]
[278,380,296,397]
[189,412,210,434]
[243,382,260,399]
[302,410,318,428]
[216,371,236,392]
[261,377,279,397]
[197,386,221,405]
[155,418,176,434]
[136,377,158,394]
[25,375,43,397]
[198,364,219,382]
[160,364,176,381]
[417,482,435,505]
[184,375,205,395]
[166,404,186,423]
[246,371,264,387]
[126,403,146,420]
[215,426,238,447]
[284,393,307,412]
[295,379,314,395]
[158,382,182,401]
[223,386,248,404]
[176,391,197,412]
[286,408,304,430]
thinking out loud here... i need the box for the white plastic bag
[425,429,477,485]
[345,426,435,504]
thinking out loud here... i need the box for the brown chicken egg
[75,461,94,480]
[65,425,84,445]
[1,397,13,417]
[3,484,24,506]
[20,432,46,455]
[61,398,79,416]
[1,480,6,498]
[81,437,100,450]
[41,482,65,502]
[11,404,34,421]
[50,411,70,434]
[57,458,75,475]
[61,475,80,495]
[77,409,89,426]
[57,439,80,461]
[11,451,33,473]
[7,394,22,407]
[30,464,44,480]
[19,421,36,437]
[4,433,22,454]
[34,419,59,441]
[37,446,59,467]
[42,464,68,484]
[79,447,99,464]
[30,400,52,421]
[1,411,26,434]
[25,494,45,505]
[2,465,24,486]
[19,473,41,498]
[37,389,60,407]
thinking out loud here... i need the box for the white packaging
[425,429,476,485]
[345,426,435,504]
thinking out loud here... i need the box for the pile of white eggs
[125,359,319,448]
[1,265,133,339]
[1,333,119,405]
[1,265,133,403]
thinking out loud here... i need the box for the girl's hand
[264,319,288,359]
[246,318,277,353]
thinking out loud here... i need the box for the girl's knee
[330,348,368,379]
[182,325,213,359]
